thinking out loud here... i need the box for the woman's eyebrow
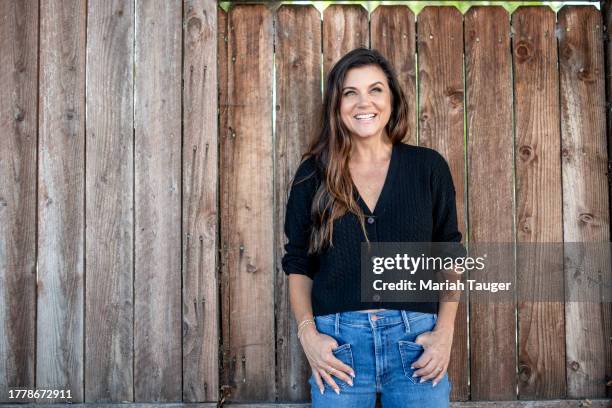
[342,81,384,91]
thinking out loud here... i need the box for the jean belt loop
[401,310,411,334]
[335,313,340,337]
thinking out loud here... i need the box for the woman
[282,47,464,408]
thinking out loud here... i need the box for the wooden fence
[0,0,611,406]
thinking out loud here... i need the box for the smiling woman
[340,67,392,141]
[282,47,464,407]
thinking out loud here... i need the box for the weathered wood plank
[416,6,468,402]
[512,6,566,400]
[605,1,612,273]
[274,4,322,402]
[219,4,275,402]
[465,6,517,400]
[0,0,38,402]
[218,6,230,402]
[37,0,87,402]
[182,0,219,402]
[558,5,612,399]
[322,5,368,80]
[133,0,182,401]
[370,5,417,146]
[84,0,134,401]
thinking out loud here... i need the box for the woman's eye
[344,91,355,96]
[372,87,382,93]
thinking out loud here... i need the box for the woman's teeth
[354,113,376,121]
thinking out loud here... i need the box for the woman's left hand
[411,327,454,387]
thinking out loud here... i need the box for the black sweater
[282,142,465,316]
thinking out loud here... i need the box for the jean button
[367,216,375,224]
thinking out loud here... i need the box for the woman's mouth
[353,113,377,123]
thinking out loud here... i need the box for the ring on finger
[327,367,336,375]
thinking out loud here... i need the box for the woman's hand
[299,325,356,394]
[411,326,454,387]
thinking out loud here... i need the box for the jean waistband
[315,309,436,329]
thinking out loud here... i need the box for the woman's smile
[353,112,378,123]
[340,65,392,139]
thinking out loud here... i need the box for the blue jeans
[308,309,452,407]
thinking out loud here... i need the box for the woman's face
[339,64,392,141]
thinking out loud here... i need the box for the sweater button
[367,216,375,224]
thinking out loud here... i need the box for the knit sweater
[281,142,466,316]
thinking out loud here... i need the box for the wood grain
[218,6,230,402]
[322,5,369,80]
[182,0,219,402]
[274,4,322,402]
[219,4,275,402]
[133,0,182,401]
[416,6,468,401]
[370,5,417,146]
[0,0,38,402]
[512,6,565,399]
[558,5,612,399]
[465,6,517,400]
[37,0,86,402]
[84,0,134,401]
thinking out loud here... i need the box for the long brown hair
[297,47,410,254]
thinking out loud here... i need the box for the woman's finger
[432,365,448,387]
[327,360,353,387]
[327,359,354,386]
[312,370,325,394]
[411,350,433,373]
[318,367,341,394]
[414,357,440,381]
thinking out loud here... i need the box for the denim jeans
[308,309,452,407]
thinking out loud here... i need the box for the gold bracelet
[297,318,314,331]
[297,320,315,339]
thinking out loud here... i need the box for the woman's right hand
[299,324,356,394]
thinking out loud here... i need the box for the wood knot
[246,263,257,273]
[187,16,202,37]
[569,360,580,371]
[515,41,533,62]
[444,88,463,108]
[14,109,25,122]
[562,148,570,159]
[578,213,594,224]
[521,219,531,234]
[577,68,595,83]
[518,145,534,162]
[561,45,573,60]
[290,56,302,68]
[518,364,532,382]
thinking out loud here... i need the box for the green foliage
[218,1,598,14]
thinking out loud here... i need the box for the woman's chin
[351,130,383,139]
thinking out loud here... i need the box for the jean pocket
[322,343,354,390]
[398,340,428,384]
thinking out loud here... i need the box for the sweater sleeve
[430,152,467,259]
[281,158,320,279]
